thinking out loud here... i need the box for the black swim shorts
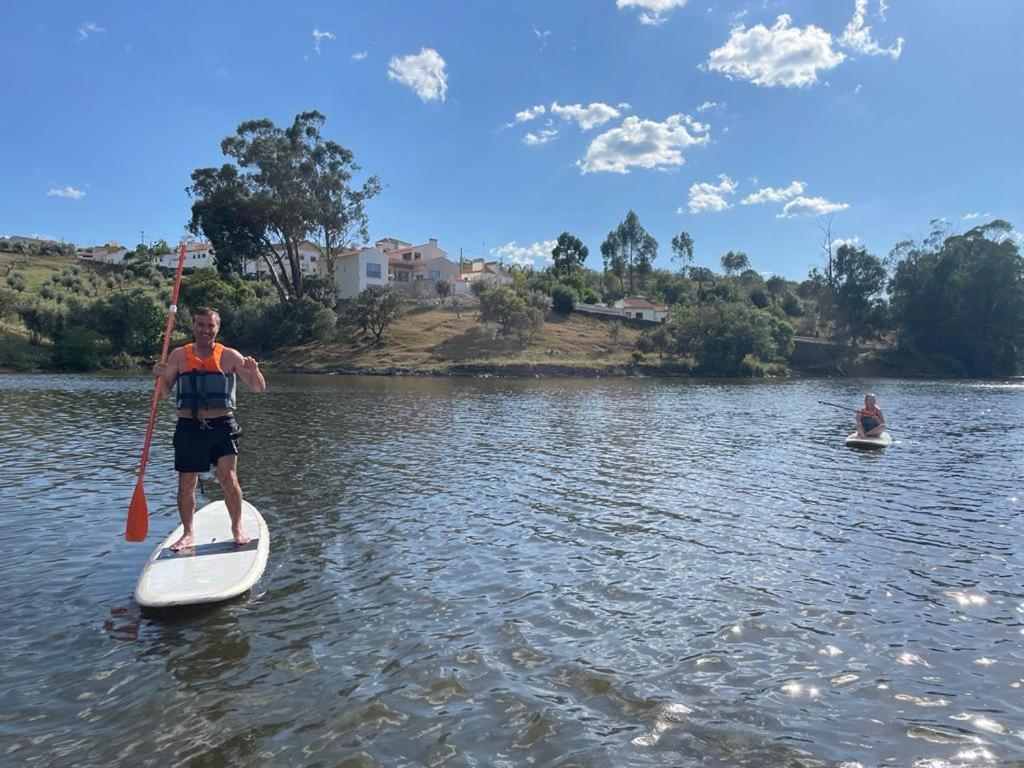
[173,416,242,473]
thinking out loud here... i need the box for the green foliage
[231,296,337,352]
[188,110,382,301]
[749,288,769,309]
[551,231,589,276]
[666,302,793,375]
[720,251,750,276]
[889,220,1024,376]
[50,326,108,370]
[87,291,166,356]
[0,287,17,320]
[781,292,804,317]
[671,231,694,272]
[551,284,577,314]
[435,278,452,304]
[350,286,401,341]
[811,244,888,344]
[556,273,598,304]
[477,285,543,342]
[7,273,26,292]
[18,299,64,345]
[602,211,658,293]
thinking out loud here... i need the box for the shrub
[18,299,65,344]
[347,287,401,342]
[478,285,543,342]
[50,326,108,370]
[551,284,577,314]
[781,292,804,317]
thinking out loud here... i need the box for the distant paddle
[125,243,187,542]
[817,400,860,413]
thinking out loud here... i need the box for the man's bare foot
[170,533,194,552]
[232,526,251,546]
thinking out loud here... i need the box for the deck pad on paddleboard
[844,431,893,449]
[135,500,269,608]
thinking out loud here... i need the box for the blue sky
[2,0,1021,280]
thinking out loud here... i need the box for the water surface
[1,373,1022,767]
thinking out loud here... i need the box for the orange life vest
[175,343,237,415]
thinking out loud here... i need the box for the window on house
[635,312,643,319]
[366,262,382,279]
[414,252,421,260]
[428,270,441,280]
[403,252,412,260]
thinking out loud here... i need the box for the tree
[600,230,625,294]
[671,231,694,274]
[668,302,793,374]
[351,286,401,342]
[810,244,887,344]
[551,232,589,277]
[720,250,750,277]
[765,275,788,305]
[889,220,1024,376]
[477,285,543,342]
[603,211,658,293]
[188,111,382,303]
[435,278,452,305]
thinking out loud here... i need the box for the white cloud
[78,21,105,40]
[47,186,86,200]
[617,0,688,26]
[831,236,861,248]
[705,14,845,88]
[854,83,863,94]
[533,27,551,49]
[683,174,737,214]
[741,180,805,205]
[840,0,904,59]
[351,51,368,61]
[964,212,991,220]
[550,101,621,130]
[523,125,559,145]
[514,104,547,123]
[697,100,723,112]
[492,239,557,268]
[312,27,335,55]
[578,113,710,174]
[387,48,448,102]
[778,196,850,218]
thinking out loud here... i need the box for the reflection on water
[1,372,1023,767]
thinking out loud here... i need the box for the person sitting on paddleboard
[152,306,266,552]
[856,393,885,438]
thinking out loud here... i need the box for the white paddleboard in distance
[135,500,269,608]
[844,431,893,449]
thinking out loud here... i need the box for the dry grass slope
[272,305,645,374]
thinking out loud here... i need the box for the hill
[271,304,650,376]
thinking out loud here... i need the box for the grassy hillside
[271,304,648,375]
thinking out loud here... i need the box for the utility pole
[140,230,145,247]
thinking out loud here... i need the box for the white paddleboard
[135,500,269,608]
[844,431,893,449]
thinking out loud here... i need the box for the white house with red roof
[613,297,670,322]
[383,236,459,284]
[458,257,513,286]
[153,241,216,270]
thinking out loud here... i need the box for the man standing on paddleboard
[152,306,266,551]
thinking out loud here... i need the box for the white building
[383,237,459,284]
[77,242,129,264]
[243,241,323,278]
[613,297,670,322]
[154,242,216,270]
[458,258,514,286]
[333,245,390,298]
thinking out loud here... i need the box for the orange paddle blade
[126,480,149,541]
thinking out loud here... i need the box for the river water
[1,373,1022,767]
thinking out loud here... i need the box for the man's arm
[222,347,266,392]
[152,348,182,399]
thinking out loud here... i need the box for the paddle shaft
[126,243,187,541]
